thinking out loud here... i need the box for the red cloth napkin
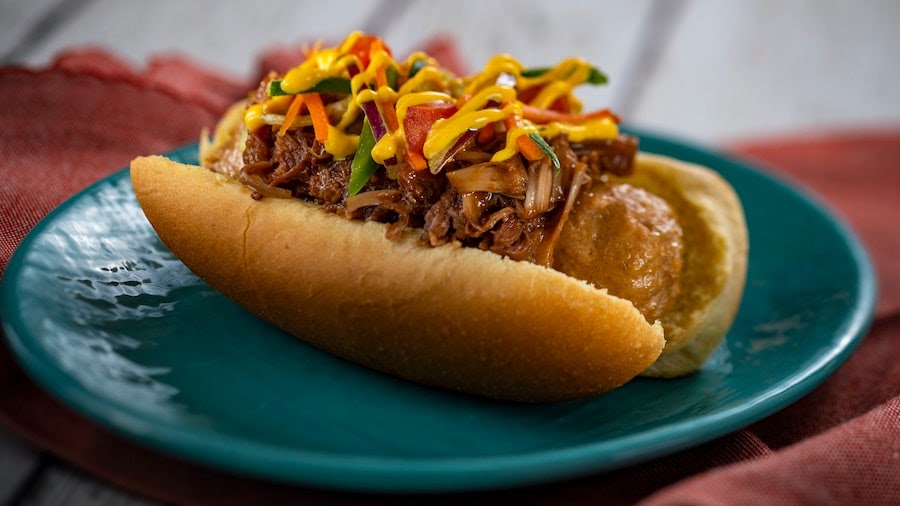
[1,42,898,506]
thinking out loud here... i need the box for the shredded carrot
[375,66,388,88]
[406,148,428,170]
[380,101,400,132]
[369,39,389,88]
[503,114,545,161]
[305,92,330,142]
[521,104,621,125]
[517,134,546,161]
[476,122,495,145]
[502,114,516,132]
[370,38,386,58]
[278,93,305,137]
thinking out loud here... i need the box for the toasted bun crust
[131,156,669,402]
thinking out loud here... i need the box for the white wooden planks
[0,0,65,61]
[10,0,899,142]
[0,427,42,505]
[376,0,652,114]
[8,0,379,79]
[631,0,900,142]
[18,466,155,506]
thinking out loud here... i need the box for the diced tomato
[550,95,570,113]
[520,104,621,125]
[348,35,392,69]
[404,102,457,169]
[518,85,571,113]
[517,85,542,105]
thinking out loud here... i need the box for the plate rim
[0,132,878,492]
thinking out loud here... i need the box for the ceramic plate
[0,130,876,492]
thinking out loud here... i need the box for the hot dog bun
[132,155,667,402]
[130,148,746,402]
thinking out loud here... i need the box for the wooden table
[1,0,898,504]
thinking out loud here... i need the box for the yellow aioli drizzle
[461,54,523,96]
[263,95,294,114]
[395,92,455,121]
[282,65,338,94]
[526,58,592,110]
[280,33,363,93]
[370,136,397,162]
[325,129,361,160]
[354,84,398,107]
[398,66,447,95]
[423,85,515,160]
[336,101,361,130]
[492,102,532,162]
[530,80,576,109]
[324,125,358,159]
[371,91,455,164]
[539,117,619,143]
[244,104,266,132]
[242,32,619,164]
[357,86,399,163]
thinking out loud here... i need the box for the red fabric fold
[643,397,900,506]
[50,47,248,114]
[0,66,228,273]
[732,132,900,318]
[0,43,897,505]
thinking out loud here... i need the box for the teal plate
[0,131,876,493]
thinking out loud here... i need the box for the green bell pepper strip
[386,65,400,89]
[408,58,428,79]
[268,80,288,96]
[348,119,379,196]
[520,66,608,85]
[586,66,608,85]
[268,77,353,97]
